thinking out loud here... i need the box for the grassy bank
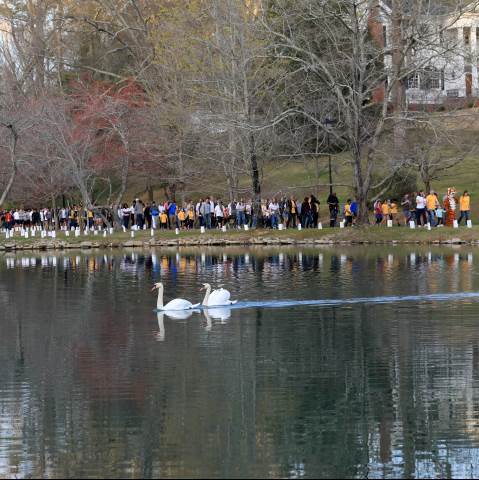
[1,226,479,251]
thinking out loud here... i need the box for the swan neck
[202,285,212,306]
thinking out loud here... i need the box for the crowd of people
[117,196,326,230]
[0,188,472,232]
[0,206,113,231]
[373,189,472,228]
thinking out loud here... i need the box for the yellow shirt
[460,195,471,211]
[87,210,94,218]
[390,203,398,214]
[382,203,390,215]
[178,211,186,221]
[160,213,168,223]
[426,194,437,211]
[188,210,195,220]
[344,204,352,216]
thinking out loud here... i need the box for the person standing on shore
[144,203,152,229]
[269,198,280,229]
[350,199,358,225]
[381,200,390,225]
[327,192,339,228]
[287,196,298,228]
[121,203,132,229]
[415,192,427,226]
[426,191,438,227]
[236,199,246,228]
[134,200,145,229]
[444,188,457,227]
[458,191,471,225]
[168,200,177,229]
[374,199,383,225]
[310,194,320,227]
[344,199,353,227]
[215,201,224,228]
[151,202,159,229]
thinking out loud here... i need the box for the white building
[375,1,479,106]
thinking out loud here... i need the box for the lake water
[2,246,479,479]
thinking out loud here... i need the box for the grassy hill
[127,109,479,221]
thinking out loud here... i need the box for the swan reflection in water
[155,310,201,341]
[202,306,232,331]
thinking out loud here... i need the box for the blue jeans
[271,213,279,229]
[427,210,436,227]
[459,211,470,224]
[237,211,245,227]
[205,213,212,229]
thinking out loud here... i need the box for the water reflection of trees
[1,248,479,477]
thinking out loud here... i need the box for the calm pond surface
[2,246,479,479]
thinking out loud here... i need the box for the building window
[407,73,420,89]
[383,26,387,47]
[422,68,441,90]
[464,27,471,46]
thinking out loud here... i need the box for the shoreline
[1,227,479,251]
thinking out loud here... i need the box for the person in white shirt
[245,201,252,226]
[215,202,224,228]
[269,199,280,229]
[121,204,133,229]
[415,191,427,226]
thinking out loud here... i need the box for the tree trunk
[357,193,370,225]
[51,194,58,231]
[0,125,18,208]
[391,0,407,163]
[249,133,262,226]
[115,158,129,206]
[351,145,370,226]
[147,184,154,202]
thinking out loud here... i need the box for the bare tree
[261,0,478,223]
[0,93,36,207]
[404,114,477,192]
[36,95,97,208]
[196,0,283,218]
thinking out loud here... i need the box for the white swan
[201,283,238,307]
[152,283,200,311]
